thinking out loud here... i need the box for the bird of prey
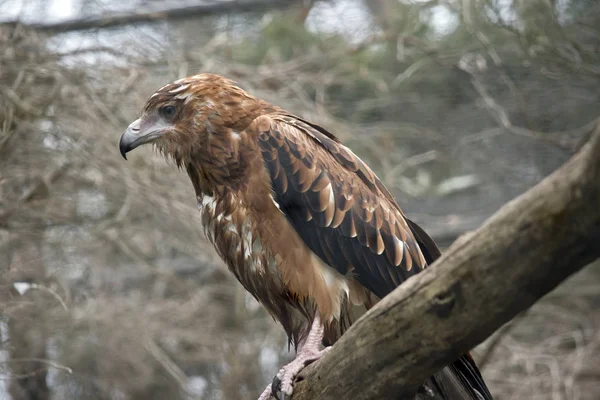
[119,74,493,400]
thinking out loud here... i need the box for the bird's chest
[197,194,283,296]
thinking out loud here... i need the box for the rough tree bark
[284,124,600,400]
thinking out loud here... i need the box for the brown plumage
[119,73,492,400]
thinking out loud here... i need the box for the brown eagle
[119,74,492,400]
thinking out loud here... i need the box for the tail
[407,218,493,400]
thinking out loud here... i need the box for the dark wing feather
[249,113,493,400]
[252,113,426,299]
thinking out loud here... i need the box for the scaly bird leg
[258,314,330,400]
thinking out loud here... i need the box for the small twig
[0,358,73,377]
[0,161,71,224]
[12,282,69,311]
[383,150,439,189]
[468,76,598,152]
[82,82,129,128]
[143,337,191,392]
[0,86,42,117]
[19,161,71,203]
[0,106,15,150]
[55,46,129,59]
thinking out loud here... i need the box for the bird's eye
[160,105,177,120]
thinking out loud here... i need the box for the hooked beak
[119,118,166,160]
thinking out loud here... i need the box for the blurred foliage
[232,15,321,64]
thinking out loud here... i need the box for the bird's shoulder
[247,112,400,211]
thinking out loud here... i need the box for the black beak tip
[119,134,129,160]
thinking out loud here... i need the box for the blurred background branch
[8,0,296,32]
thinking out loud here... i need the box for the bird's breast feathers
[196,188,365,325]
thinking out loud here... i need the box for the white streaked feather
[269,194,283,213]
[324,183,335,226]
[174,92,192,102]
[392,236,405,267]
[199,195,216,209]
[241,219,253,260]
[169,84,191,94]
[324,183,334,212]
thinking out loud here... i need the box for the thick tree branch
[289,124,600,400]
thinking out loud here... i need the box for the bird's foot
[258,314,328,400]
[265,346,330,400]
[258,384,273,400]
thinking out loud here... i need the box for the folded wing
[250,113,427,300]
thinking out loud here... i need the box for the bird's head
[119,73,270,168]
